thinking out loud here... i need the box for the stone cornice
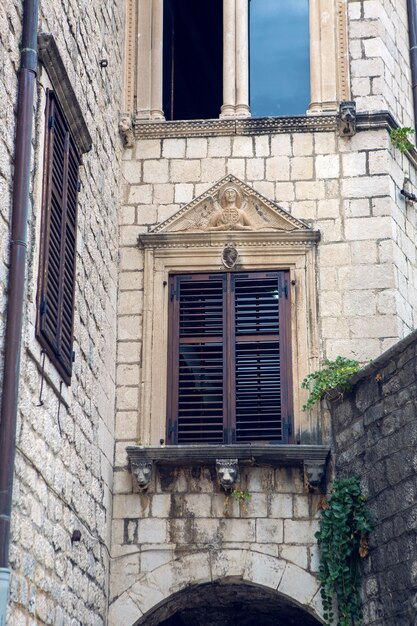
[38,33,92,154]
[138,230,321,250]
[127,444,330,466]
[127,444,330,488]
[134,114,337,139]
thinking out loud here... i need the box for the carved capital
[119,113,134,148]
[216,459,239,490]
[304,460,326,489]
[131,460,153,490]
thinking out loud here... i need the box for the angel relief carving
[208,186,254,230]
[160,176,308,235]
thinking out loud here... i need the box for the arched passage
[108,550,324,626]
[135,581,323,626]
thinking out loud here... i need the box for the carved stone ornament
[304,460,326,489]
[119,113,134,148]
[131,460,153,490]
[150,175,311,235]
[338,101,357,137]
[216,459,239,490]
[222,243,239,269]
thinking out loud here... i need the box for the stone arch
[108,549,324,625]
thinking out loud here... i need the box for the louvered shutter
[232,271,290,442]
[167,271,292,444]
[36,91,80,384]
[168,274,226,444]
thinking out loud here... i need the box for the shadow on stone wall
[331,329,417,626]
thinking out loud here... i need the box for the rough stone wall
[331,329,417,626]
[2,1,124,624]
[348,0,414,126]
[109,464,322,624]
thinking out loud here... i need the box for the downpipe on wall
[407,0,417,132]
[0,0,39,624]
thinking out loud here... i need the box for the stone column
[308,0,322,113]
[220,0,236,117]
[136,0,152,119]
[319,0,337,110]
[150,0,165,119]
[235,0,250,116]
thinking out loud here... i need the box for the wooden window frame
[36,90,80,385]
[167,270,293,445]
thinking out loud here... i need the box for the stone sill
[126,444,330,488]
[127,444,328,466]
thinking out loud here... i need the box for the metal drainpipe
[0,1,39,624]
[407,0,417,132]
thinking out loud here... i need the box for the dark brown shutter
[36,91,80,384]
[168,274,226,444]
[232,271,289,442]
[167,271,292,444]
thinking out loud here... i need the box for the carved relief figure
[132,460,153,490]
[208,186,255,230]
[216,459,239,490]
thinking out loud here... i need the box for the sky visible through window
[249,0,310,116]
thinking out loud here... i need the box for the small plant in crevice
[390,127,415,153]
[301,356,361,411]
[224,489,251,516]
[316,477,374,626]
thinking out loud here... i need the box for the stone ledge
[127,445,329,489]
[134,115,337,139]
[126,444,329,466]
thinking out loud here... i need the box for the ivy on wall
[316,477,373,626]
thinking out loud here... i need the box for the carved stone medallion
[221,243,238,269]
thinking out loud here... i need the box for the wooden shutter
[168,274,226,444]
[36,91,80,384]
[232,271,291,443]
[167,271,292,444]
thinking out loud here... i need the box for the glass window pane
[249,0,310,117]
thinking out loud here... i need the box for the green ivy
[316,477,374,626]
[301,356,361,411]
[390,127,415,153]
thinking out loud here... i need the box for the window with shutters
[167,270,293,444]
[36,90,80,385]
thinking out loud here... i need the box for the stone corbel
[338,101,356,137]
[118,113,134,148]
[216,459,239,491]
[131,460,153,490]
[304,459,326,489]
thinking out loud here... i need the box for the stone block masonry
[109,464,323,624]
[2,1,124,625]
[331,329,417,626]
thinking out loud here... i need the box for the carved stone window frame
[137,178,321,446]
[122,0,350,120]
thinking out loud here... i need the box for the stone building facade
[1,0,417,625]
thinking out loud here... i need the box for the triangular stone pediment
[151,175,310,234]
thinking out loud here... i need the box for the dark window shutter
[168,274,226,444]
[36,91,80,384]
[167,271,292,444]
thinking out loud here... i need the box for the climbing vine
[390,127,415,153]
[301,356,361,411]
[316,477,374,626]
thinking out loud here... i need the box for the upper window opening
[249,0,310,116]
[163,0,223,120]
